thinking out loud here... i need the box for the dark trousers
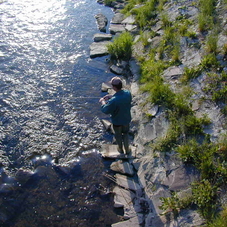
[113,124,130,153]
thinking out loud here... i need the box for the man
[99,77,132,154]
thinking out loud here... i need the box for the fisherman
[99,77,132,155]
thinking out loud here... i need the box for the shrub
[198,0,216,32]
[140,58,168,83]
[192,179,218,221]
[181,66,202,83]
[148,76,175,106]
[205,33,218,54]
[212,87,227,103]
[201,53,220,69]
[159,192,192,216]
[131,0,158,28]
[208,206,227,227]
[153,123,180,152]
[107,32,133,60]
[161,13,172,28]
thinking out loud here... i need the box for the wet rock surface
[95,13,108,32]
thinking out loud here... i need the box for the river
[0,0,120,226]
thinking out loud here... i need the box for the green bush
[181,66,202,83]
[159,192,192,216]
[198,0,216,32]
[192,179,218,221]
[153,123,180,152]
[148,76,175,106]
[212,87,227,103]
[208,206,227,227]
[107,32,133,60]
[205,33,218,54]
[201,53,220,69]
[140,58,168,83]
[131,0,158,28]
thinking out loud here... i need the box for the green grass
[201,53,220,69]
[205,33,218,54]
[181,66,202,83]
[107,32,133,61]
[198,0,216,32]
[208,206,227,227]
[130,0,158,28]
[192,179,218,221]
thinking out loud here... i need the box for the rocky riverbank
[94,0,227,226]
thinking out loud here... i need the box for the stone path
[100,144,146,226]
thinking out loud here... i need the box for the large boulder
[95,13,108,32]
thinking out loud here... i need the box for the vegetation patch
[107,32,133,61]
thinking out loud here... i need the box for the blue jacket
[101,89,132,125]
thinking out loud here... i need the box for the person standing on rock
[99,76,132,155]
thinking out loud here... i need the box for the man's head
[111,76,122,90]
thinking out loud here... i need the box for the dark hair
[112,82,122,90]
[111,77,122,90]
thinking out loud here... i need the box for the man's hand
[103,94,113,100]
[99,94,113,105]
[99,97,106,105]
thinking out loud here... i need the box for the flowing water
[0,0,120,226]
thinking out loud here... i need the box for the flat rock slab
[89,41,111,58]
[162,165,200,191]
[111,13,125,24]
[115,174,142,192]
[110,64,123,75]
[113,186,136,208]
[122,15,135,24]
[110,24,125,34]
[111,216,140,227]
[101,119,112,131]
[111,160,134,176]
[93,33,112,42]
[100,144,136,159]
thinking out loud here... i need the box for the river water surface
[0,0,120,226]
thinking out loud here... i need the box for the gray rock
[122,15,136,25]
[101,119,112,131]
[182,49,202,67]
[110,24,125,34]
[95,13,108,32]
[162,165,200,191]
[101,82,112,92]
[177,209,205,226]
[113,186,136,208]
[93,33,112,42]
[129,59,141,81]
[100,144,136,159]
[125,24,138,32]
[162,66,184,81]
[111,216,140,227]
[89,41,111,58]
[110,64,124,75]
[110,160,135,176]
[111,13,125,24]
[115,173,142,192]
[149,187,171,215]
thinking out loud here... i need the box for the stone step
[110,160,135,176]
[100,144,136,159]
